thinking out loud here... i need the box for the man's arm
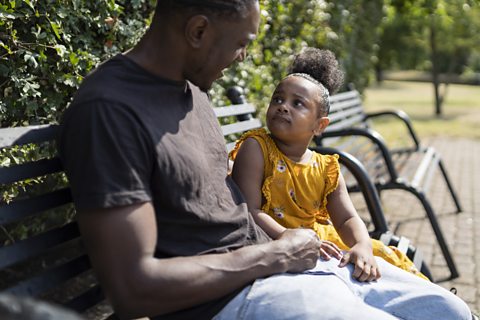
[78,202,321,319]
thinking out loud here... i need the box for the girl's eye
[273,97,283,104]
[294,100,304,107]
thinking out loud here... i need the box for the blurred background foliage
[0,0,479,127]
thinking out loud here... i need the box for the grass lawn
[362,80,480,143]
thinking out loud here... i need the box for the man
[58,1,472,319]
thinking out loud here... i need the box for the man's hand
[338,242,381,282]
[273,229,322,273]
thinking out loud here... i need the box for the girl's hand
[338,243,381,282]
[318,240,343,261]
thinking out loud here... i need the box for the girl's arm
[231,138,287,239]
[232,138,344,260]
[327,173,380,281]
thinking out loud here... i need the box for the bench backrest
[0,125,106,315]
[0,88,261,317]
[216,87,262,152]
[326,90,368,132]
[317,90,387,183]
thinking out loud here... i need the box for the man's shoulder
[73,55,135,103]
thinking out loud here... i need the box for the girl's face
[266,76,329,144]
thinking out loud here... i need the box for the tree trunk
[429,16,442,116]
[375,63,384,84]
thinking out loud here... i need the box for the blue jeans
[213,257,471,320]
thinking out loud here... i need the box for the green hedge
[0,0,156,127]
[0,0,384,127]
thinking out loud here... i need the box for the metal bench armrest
[364,110,420,150]
[317,127,399,181]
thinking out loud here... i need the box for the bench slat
[411,148,436,189]
[419,153,440,193]
[412,248,424,270]
[397,236,410,254]
[0,222,80,269]
[0,188,72,225]
[0,157,64,185]
[213,103,256,118]
[221,119,262,136]
[325,114,367,132]
[64,285,106,313]
[328,90,359,103]
[0,125,58,149]
[4,255,90,297]
[329,96,363,113]
[328,104,364,124]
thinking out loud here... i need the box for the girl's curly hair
[289,47,344,95]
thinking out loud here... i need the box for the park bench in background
[0,88,436,319]
[314,89,462,280]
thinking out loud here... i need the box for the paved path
[353,137,479,313]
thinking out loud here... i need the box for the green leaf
[0,41,13,54]
[54,44,66,58]
[24,0,34,10]
[49,20,62,40]
[69,52,79,66]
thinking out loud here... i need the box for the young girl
[230,47,427,282]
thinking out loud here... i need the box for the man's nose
[236,47,247,62]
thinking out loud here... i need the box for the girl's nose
[278,103,288,113]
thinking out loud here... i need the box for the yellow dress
[230,128,428,280]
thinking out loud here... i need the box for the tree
[376,0,480,116]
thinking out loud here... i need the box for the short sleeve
[320,153,340,208]
[58,100,153,211]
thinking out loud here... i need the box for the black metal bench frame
[315,89,461,280]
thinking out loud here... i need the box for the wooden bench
[0,88,434,318]
[314,89,462,280]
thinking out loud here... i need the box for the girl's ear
[313,117,330,136]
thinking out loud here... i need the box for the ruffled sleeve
[318,153,340,215]
[228,128,280,214]
[229,128,266,161]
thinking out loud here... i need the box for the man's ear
[184,15,211,49]
[313,117,330,136]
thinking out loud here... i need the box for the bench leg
[407,187,459,281]
[438,159,463,213]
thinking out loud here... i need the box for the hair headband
[285,73,330,111]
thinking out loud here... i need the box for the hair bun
[289,47,344,94]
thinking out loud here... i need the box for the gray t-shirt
[58,55,270,319]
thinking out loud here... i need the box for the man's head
[153,0,260,91]
[155,0,257,19]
